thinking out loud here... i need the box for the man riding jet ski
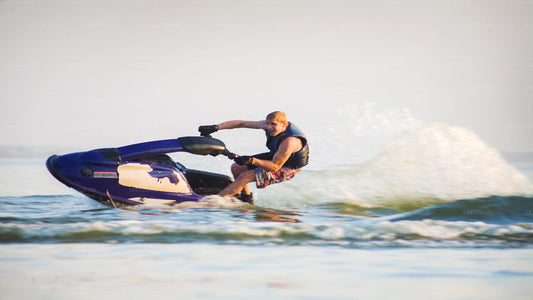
[199,111,309,203]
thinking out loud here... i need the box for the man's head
[265,111,288,137]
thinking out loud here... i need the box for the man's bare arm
[218,120,266,130]
[252,137,302,172]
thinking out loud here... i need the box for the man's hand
[198,125,219,136]
[234,156,253,166]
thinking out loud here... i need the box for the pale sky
[1,0,532,152]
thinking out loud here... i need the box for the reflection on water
[248,208,301,223]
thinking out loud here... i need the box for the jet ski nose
[46,155,67,186]
[46,155,59,174]
[46,153,87,188]
[46,154,71,187]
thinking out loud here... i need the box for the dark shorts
[254,167,302,189]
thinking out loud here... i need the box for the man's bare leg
[230,163,251,195]
[218,169,256,197]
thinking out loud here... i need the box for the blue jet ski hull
[46,137,233,206]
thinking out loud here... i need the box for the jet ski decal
[117,163,191,193]
[93,171,118,179]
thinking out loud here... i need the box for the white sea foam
[173,195,246,209]
[354,123,533,208]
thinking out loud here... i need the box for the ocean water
[1,109,533,299]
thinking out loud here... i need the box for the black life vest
[265,122,309,169]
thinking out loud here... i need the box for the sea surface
[1,120,533,299]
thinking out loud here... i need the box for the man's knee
[236,169,256,183]
[231,163,248,176]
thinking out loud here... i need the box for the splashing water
[256,105,533,211]
[353,123,533,209]
[309,103,423,168]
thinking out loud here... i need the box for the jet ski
[46,136,237,207]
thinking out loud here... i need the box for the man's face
[266,119,287,137]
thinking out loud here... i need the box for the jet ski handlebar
[177,136,238,160]
[221,149,237,160]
